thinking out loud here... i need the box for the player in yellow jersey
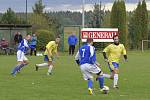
[103,35,128,88]
[35,36,60,75]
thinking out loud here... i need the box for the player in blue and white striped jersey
[11,34,32,76]
[75,38,105,95]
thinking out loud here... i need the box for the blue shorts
[44,55,53,61]
[108,62,119,72]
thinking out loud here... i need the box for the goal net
[141,40,150,52]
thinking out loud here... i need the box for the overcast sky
[0,0,150,13]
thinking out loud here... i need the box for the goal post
[141,40,150,52]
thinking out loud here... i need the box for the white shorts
[80,63,101,80]
[17,50,28,62]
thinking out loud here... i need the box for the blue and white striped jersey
[17,39,29,53]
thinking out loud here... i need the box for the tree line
[0,0,149,50]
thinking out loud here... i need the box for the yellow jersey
[44,41,58,57]
[103,44,126,63]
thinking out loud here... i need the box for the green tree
[32,0,45,15]
[87,3,105,50]
[141,0,148,48]
[118,0,128,46]
[110,1,118,28]
[28,13,49,32]
[44,14,62,35]
[93,4,100,28]
[135,2,142,49]
[110,0,127,46]
[102,10,111,27]
[30,0,62,37]
[88,3,104,28]
[128,11,137,49]
[1,8,19,24]
[36,29,54,50]
[128,0,148,49]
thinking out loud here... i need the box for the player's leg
[87,64,105,89]
[80,64,94,95]
[103,62,112,79]
[17,54,29,72]
[11,51,24,75]
[113,68,119,88]
[18,60,29,72]
[35,55,49,71]
[35,63,48,69]
[47,61,53,75]
[111,62,119,88]
[91,65,105,89]
[11,61,23,76]
[103,73,111,79]
[85,64,105,94]
[88,64,111,93]
[96,72,105,89]
[87,79,93,95]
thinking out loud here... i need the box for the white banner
[81,28,118,42]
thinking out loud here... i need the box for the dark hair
[56,36,60,39]
[87,38,93,43]
[113,35,119,40]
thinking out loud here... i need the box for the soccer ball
[101,86,109,94]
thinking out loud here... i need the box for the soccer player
[35,37,60,75]
[103,35,128,88]
[11,34,32,76]
[75,38,105,95]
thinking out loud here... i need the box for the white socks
[36,63,48,67]
[103,73,119,87]
[36,63,53,75]
[48,65,53,73]
[114,74,118,87]
[103,73,111,79]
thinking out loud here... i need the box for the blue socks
[88,77,104,89]
[11,64,27,75]
[11,64,21,75]
[97,76,104,89]
[88,79,93,89]
[18,64,27,71]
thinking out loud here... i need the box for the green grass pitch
[0,51,150,100]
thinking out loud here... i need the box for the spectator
[14,32,23,51]
[68,33,78,55]
[0,38,9,55]
[14,32,23,44]
[30,33,37,56]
